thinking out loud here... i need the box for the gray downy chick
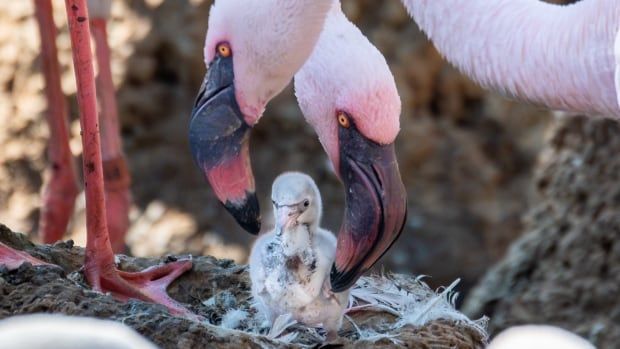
[249,172,349,340]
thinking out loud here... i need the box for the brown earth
[0,0,552,296]
[0,225,487,348]
[463,115,620,348]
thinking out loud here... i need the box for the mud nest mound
[464,115,620,348]
[0,225,487,348]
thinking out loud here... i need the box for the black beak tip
[330,264,360,293]
[224,192,261,235]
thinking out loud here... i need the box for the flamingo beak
[189,54,261,234]
[330,124,407,292]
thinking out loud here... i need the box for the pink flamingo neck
[404,0,620,117]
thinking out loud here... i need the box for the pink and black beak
[189,52,260,234]
[330,118,407,292]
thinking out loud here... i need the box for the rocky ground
[463,115,620,348]
[0,225,487,348]
[0,0,551,293]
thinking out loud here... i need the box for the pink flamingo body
[403,0,620,117]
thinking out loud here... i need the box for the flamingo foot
[84,257,201,321]
[0,243,49,270]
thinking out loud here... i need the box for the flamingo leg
[64,0,197,319]
[90,10,131,254]
[34,0,79,244]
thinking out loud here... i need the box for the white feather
[349,274,488,340]
[221,309,249,329]
[267,314,298,340]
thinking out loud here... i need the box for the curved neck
[405,0,620,117]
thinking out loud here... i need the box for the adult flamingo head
[295,5,407,292]
[190,0,333,234]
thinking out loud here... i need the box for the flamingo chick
[250,172,349,340]
[191,0,406,292]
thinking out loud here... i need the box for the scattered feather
[199,274,487,346]
[345,315,403,345]
[220,309,248,329]
[267,314,298,339]
[349,274,488,340]
[202,296,216,307]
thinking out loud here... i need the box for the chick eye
[337,111,350,128]
[216,42,232,58]
[303,199,310,207]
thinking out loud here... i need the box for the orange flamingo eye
[216,42,232,57]
[337,112,350,128]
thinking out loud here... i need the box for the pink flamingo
[31,0,131,252]
[402,0,620,117]
[34,0,79,245]
[88,0,132,253]
[0,0,81,272]
[190,0,406,292]
[0,0,194,317]
[0,0,191,317]
[63,0,194,317]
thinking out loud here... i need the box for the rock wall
[463,115,620,347]
[0,0,552,292]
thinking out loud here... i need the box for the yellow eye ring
[337,112,350,128]
[216,42,232,57]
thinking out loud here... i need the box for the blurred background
[0,0,564,297]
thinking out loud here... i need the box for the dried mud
[1,226,486,348]
[463,116,620,348]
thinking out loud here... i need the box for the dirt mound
[0,225,486,348]
[463,115,620,348]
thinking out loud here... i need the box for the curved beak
[330,126,407,292]
[189,54,261,234]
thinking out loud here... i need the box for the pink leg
[90,14,131,254]
[34,0,79,244]
[64,0,198,320]
[0,242,48,270]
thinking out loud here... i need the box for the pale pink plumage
[403,0,620,118]
[204,0,333,124]
[294,3,401,169]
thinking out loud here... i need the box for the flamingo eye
[337,112,350,128]
[303,199,310,207]
[216,42,232,57]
